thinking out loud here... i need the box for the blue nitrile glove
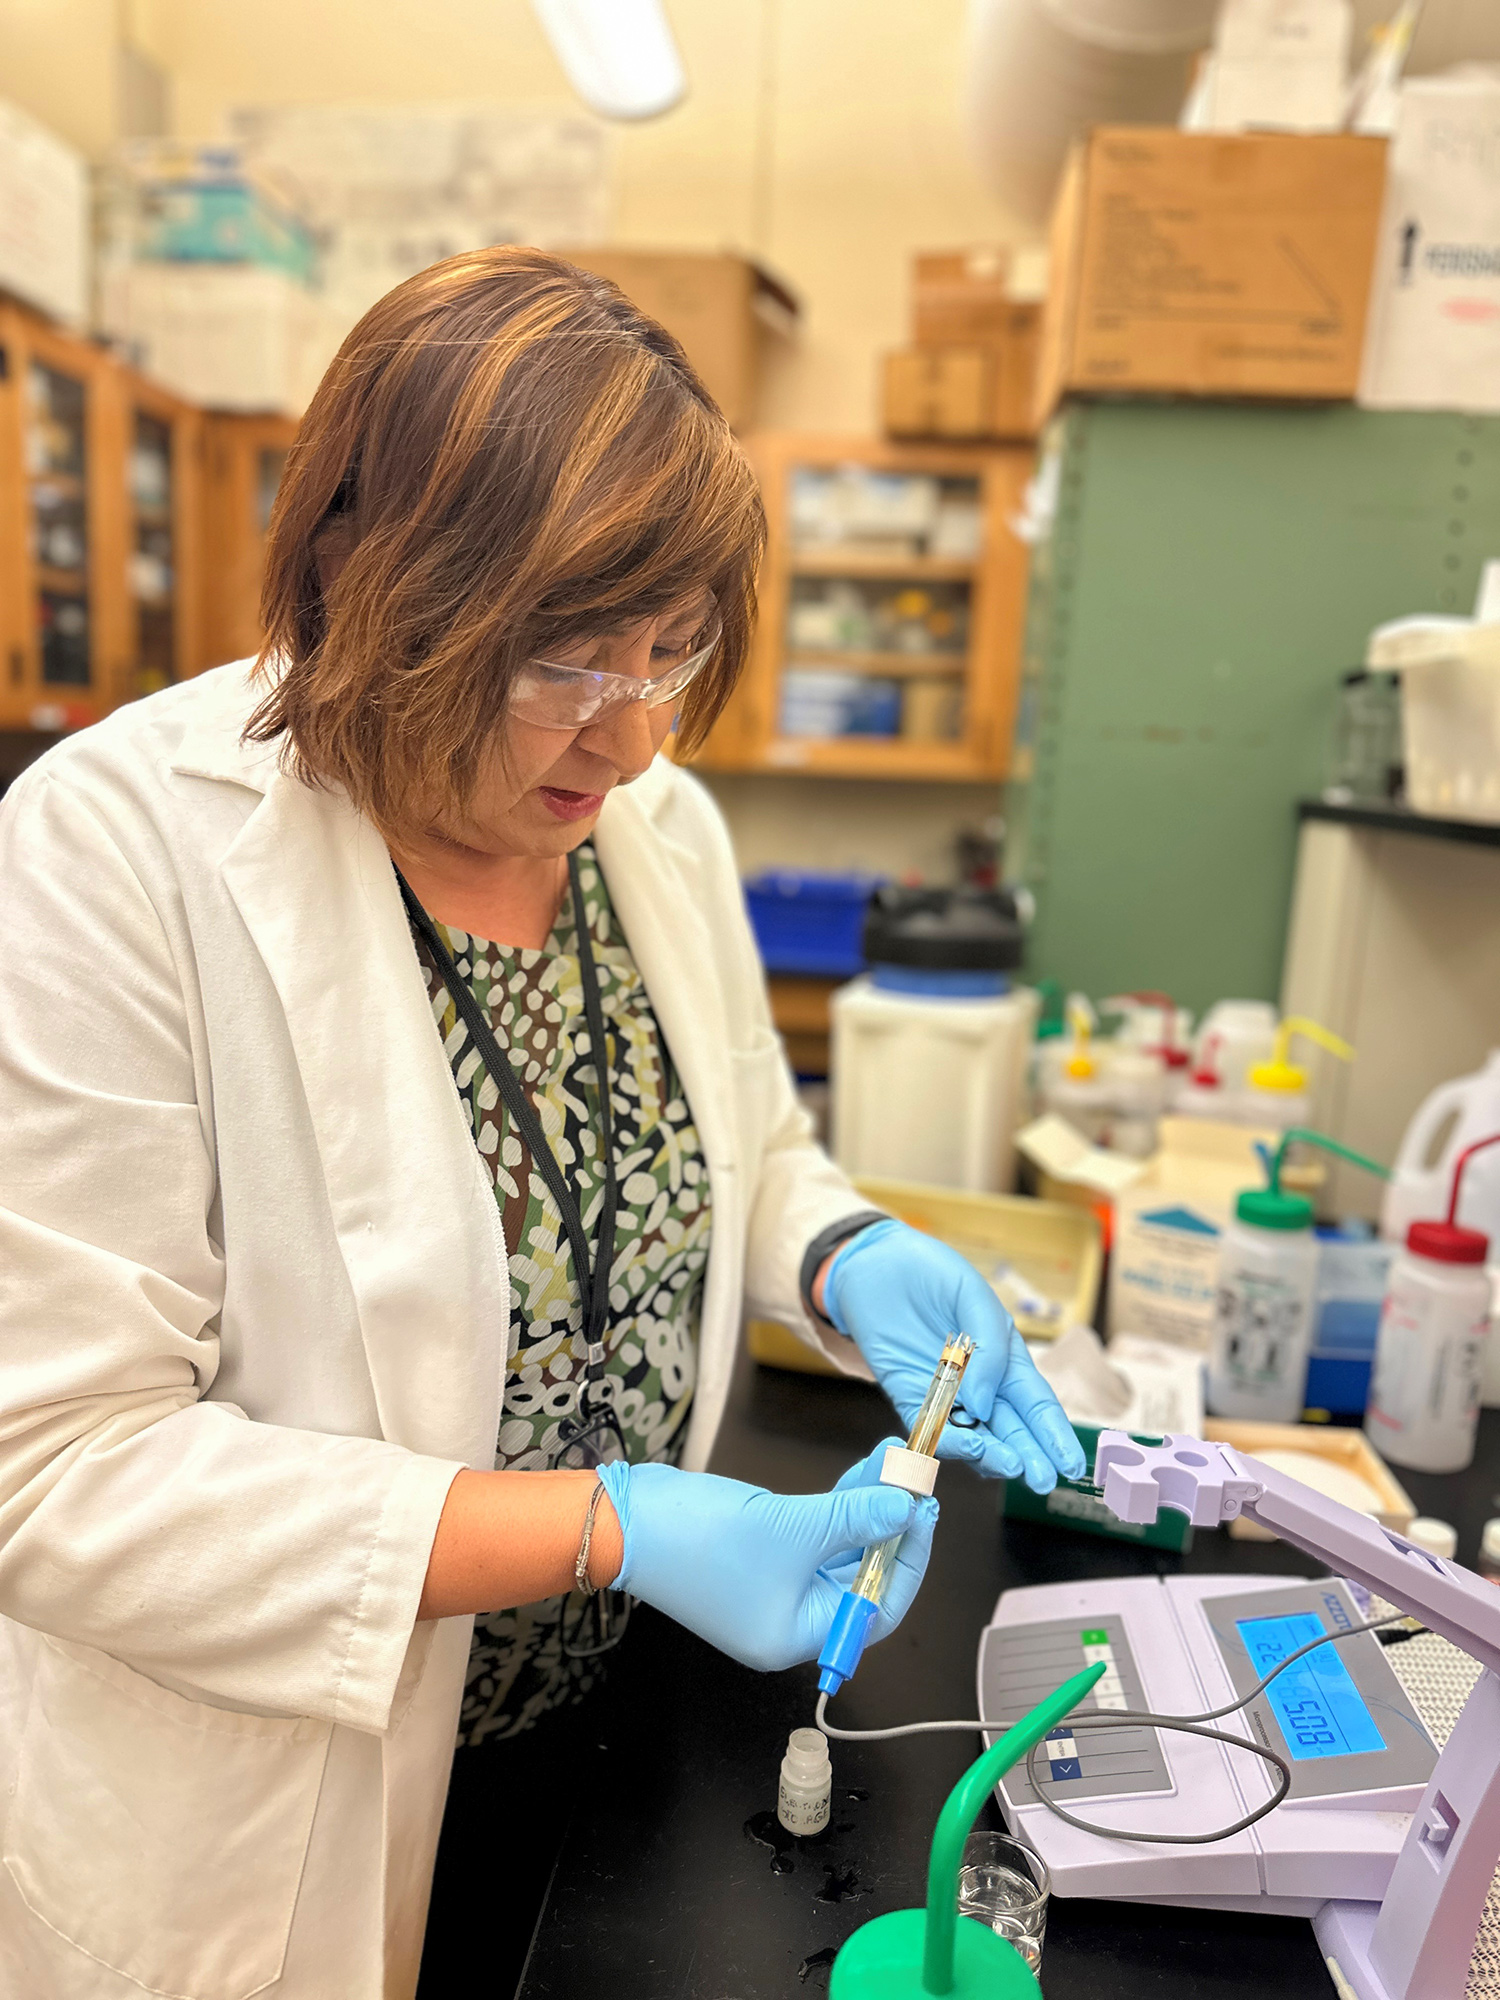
[823,1219,1086,1494]
[596,1439,938,1673]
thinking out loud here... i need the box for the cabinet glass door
[27,362,91,688]
[131,411,175,693]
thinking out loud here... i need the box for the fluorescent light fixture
[530,0,687,121]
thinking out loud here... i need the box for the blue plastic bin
[743,871,881,978]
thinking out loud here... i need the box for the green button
[1080,1629,1109,1646]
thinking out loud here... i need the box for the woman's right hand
[596,1440,938,1673]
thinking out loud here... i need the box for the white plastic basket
[1369,617,1500,823]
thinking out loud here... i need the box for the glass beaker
[955,1829,1050,1972]
[1323,669,1403,804]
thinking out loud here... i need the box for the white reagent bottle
[777,1727,832,1836]
[1366,1216,1492,1475]
[1208,1183,1320,1423]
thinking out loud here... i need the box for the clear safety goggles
[509,606,722,732]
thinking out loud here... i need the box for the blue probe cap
[817,1589,879,1698]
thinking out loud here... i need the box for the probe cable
[814,1611,1415,1847]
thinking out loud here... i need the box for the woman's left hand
[821,1219,1086,1494]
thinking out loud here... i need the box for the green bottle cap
[830,1660,1105,2000]
[1236,1187,1314,1231]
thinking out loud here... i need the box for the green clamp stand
[830,1661,1105,1998]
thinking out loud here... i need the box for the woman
[0,247,1082,2000]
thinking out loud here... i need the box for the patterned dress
[412,844,711,1745]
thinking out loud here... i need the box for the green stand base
[831,1909,1040,1999]
[823,1661,1105,2000]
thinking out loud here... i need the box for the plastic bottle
[1208,1184,1322,1422]
[777,1727,832,1836]
[1365,1137,1500,1476]
[1240,1017,1354,1133]
[1405,1517,1458,1561]
[1478,1520,1500,1584]
[1381,1050,1500,1245]
[1209,1127,1388,1423]
[1193,1001,1278,1094]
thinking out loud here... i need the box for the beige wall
[2,0,1029,433]
[0,0,1020,872]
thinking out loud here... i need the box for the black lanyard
[397,849,620,1408]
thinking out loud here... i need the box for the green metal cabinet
[1007,401,1500,1015]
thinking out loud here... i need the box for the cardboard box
[1358,73,1500,414]
[0,99,88,324]
[1034,129,1388,425]
[1109,1116,1318,1350]
[883,347,991,438]
[883,337,1039,441]
[566,250,799,432]
[906,250,1043,437]
[99,261,324,415]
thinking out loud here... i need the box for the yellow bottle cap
[1250,1016,1353,1095]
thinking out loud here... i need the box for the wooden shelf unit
[203,413,299,670]
[0,302,224,732]
[0,303,126,730]
[114,368,208,697]
[689,432,1033,783]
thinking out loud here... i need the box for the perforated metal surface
[1374,1610,1498,1998]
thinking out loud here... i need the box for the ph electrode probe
[816,1332,975,1699]
[806,1351,1418,1851]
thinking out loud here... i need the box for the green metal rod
[920,1661,1106,1995]
[1271,1126,1389,1198]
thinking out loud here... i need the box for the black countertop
[517,1355,1500,2000]
[1298,797,1500,849]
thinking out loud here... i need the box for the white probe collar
[879,1444,939,1497]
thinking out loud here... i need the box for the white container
[1207,1188,1320,1422]
[1381,1050,1500,1246]
[831,976,1037,1193]
[0,100,88,325]
[777,1728,831,1836]
[1365,1223,1490,1475]
[1192,1001,1278,1095]
[1369,616,1500,823]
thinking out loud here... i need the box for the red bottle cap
[1407,1219,1489,1265]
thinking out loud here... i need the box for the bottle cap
[1407,1219,1489,1265]
[1406,1517,1458,1561]
[1247,1017,1354,1096]
[1481,1518,1500,1567]
[1236,1188,1314,1231]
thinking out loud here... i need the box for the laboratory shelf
[789,549,979,580]
[1298,797,1500,851]
[784,648,967,677]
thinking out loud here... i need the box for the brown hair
[247,245,764,839]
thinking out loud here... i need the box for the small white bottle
[1366,1217,1490,1474]
[777,1728,832,1836]
[1208,1186,1320,1422]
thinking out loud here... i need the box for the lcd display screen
[1235,1611,1386,1761]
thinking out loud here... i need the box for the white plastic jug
[831,976,1038,1192]
[1381,1051,1500,1245]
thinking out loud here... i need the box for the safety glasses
[509,606,722,731]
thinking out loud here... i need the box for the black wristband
[799,1209,891,1327]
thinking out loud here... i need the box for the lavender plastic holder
[1093,1431,1500,2000]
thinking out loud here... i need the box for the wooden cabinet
[690,433,1033,782]
[203,413,298,669]
[0,304,217,732]
[113,370,208,695]
[0,304,126,729]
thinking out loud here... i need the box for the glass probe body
[816,1334,974,1697]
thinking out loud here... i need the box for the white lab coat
[0,662,869,2000]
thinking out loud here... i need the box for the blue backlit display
[1235,1612,1386,1762]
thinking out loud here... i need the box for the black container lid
[862,885,1024,972]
